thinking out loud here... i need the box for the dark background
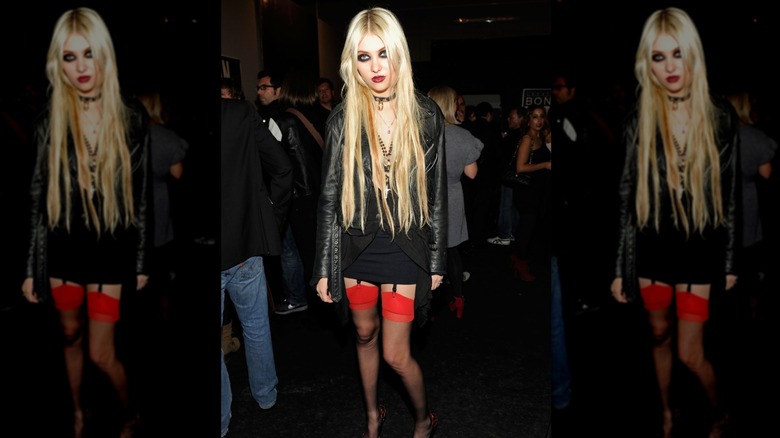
[265,0,552,110]
[1,1,222,435]
[553,0,780,129]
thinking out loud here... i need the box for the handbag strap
[510,142,535,165]
[286,108,324,150]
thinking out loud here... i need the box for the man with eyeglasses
[256,69,285,146]
[256,70,283,123]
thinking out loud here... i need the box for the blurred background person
[428,84,483,318]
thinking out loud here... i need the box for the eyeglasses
[257,84,278,91]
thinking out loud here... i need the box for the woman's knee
[678,343,706,370]
[60,320,83,344]
[88,343,118,369]
[353,321,380,345]
[649,320,672,345]
[59,311,84,343]
[382,347,411,371]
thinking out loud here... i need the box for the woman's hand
[137,274,149,290]
[21,277,39,303]
[545,161,552,170]
[431,274,444,290]
[725,274,737,291]
[316,278,333,303]
[610,277,627,303]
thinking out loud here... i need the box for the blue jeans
[280,225,307,305]
[221,256,278,437]
[497,184,519,239]
[551,256,572,409]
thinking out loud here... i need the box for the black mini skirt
[47,221,136,286]
[343,229,418,285]
[636,222,725,286]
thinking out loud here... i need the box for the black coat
[220,99,292,270]
[313,93,447,326]
[26,98,151,303]
[272,108,323,200]
[614,98,739,302]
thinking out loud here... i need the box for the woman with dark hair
[611,8,738,437]
[511,104,552,282]
[21,7,151,437]
[313,7,444,437]
[272,69,324,314]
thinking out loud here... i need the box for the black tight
[446,246,463,298]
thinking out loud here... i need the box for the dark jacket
[614,97,739,302]
[272,108,323,200]
[26,98,152,303]
[313,93,447,325]
[221,99,293,271]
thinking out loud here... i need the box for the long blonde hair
[725,91,753,125]
[427,85,459,125]
[338,7,428,235]
[45,7,133,233]
[633,7,722,235]
[138,90,165,125]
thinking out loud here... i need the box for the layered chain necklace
[81,106,101,193]
[377,109,396,135]
[671,133,686,171]
[668,101,690,177]
[83,134,98,195]
[377,134,393,199]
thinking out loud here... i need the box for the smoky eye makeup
[357,53,370,62]
[63,50,93,62]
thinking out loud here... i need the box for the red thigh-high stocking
[52,280,86,438]
[86,283,137,437]
[641,279,674,438]
[346,280,383,438]
[380,284,434,438]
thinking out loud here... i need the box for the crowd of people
[218,6,557,437]
[5,3,778,438]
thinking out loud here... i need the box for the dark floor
[2,239,221,438]
[224,241,552,438]
[552,252,778,438]
[1,239,552,438]
[4,233,774,438]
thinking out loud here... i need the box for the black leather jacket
[26,99,151,303]
[313,93,447,323]
[272,108,323,199]
[614,97,739,302]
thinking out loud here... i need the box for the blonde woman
[21,8,150,438]
[427,84,482,318]
[313,7,444,438]
[725,91,776,320]
[611,8,738,438]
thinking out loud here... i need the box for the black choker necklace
[79,93,102,111]
[373,94,395,111]
[667,93,690,110]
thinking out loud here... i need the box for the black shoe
[274,300,308,315]
[574,299,600,315]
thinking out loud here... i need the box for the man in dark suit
[220,97,292,438]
